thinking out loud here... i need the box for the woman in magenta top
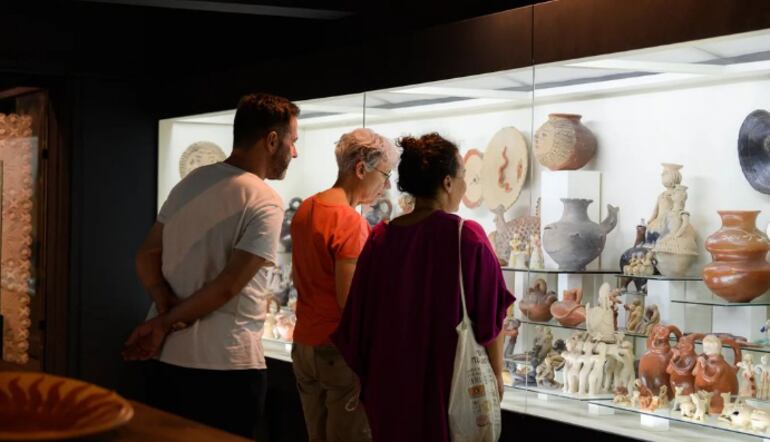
[331,133,515,441]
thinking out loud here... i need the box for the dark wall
[69,77,157,399]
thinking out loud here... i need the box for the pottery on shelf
[534,113,597,170]
[542,198,619,271]
[280,197,303,252]
[738,109,770,194]
[365,197,393,227]
[621,222,648,262]
[693,335,741,414]
[490,198,541,266]
[550,288,586,327]
[666,333,705,396]
[639,324,682,399]
[518,279,557,322]
[646,163,683,245]
[653,185,698,277]
[703,210,770,302]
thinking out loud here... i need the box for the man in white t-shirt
[123,93,299,438]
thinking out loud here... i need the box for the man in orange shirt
[291,128,398,441]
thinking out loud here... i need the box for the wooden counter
[85,401,252,442]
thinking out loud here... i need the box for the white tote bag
[448,219,502,442]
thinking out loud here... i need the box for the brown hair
[233,93,300,149]
[397,133,459,198]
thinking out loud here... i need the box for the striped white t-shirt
[148,162,284,370]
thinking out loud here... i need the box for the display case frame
[155,1,770,440]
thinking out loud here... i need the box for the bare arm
[335,258,357,309]
[124,249,269,360]
[485,331,506,400]
[136,222,178,313]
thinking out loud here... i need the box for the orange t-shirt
[291,195,371,345]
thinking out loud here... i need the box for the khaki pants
[291,343,372,441]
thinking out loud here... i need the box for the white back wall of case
[530,75,770,273]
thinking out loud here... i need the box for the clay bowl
[738,109,770,194]
[0,372,133,440]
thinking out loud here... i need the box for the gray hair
[335,128,398,175]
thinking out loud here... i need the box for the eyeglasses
[373,167,391,180]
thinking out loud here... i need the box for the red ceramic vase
[703,211,770,302]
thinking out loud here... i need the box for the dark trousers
[147,360,267,439]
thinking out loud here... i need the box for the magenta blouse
[331,211,515,441]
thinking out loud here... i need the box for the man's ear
[265,130,279,153]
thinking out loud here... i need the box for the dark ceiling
[0,0,546,79]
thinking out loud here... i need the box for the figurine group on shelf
[263,264,298,342]
[603,322,770,434]
[618,164,699,280]
[558,331,635,396]
[507,233,544,270]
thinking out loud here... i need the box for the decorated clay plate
[179,141,227,178]
[738,109,770,194]
[462,148,484,208]
[0,372,134,440]
[480,127,528,211]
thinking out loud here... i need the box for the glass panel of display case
[0,89,44,369]
[363,67,537,393]
[524,25,770,438]
[362,69,535,235]
[157,93,367,356]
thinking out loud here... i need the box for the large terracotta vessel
[550,289,586,327]
[703,211,770,302]
[542,199,619,271]
[639,324,682,399]
[693,335,741,414]
[518,279,557,322]
[665,333,705,396]
[534,113,597,170]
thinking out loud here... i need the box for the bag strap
[458,218,470,323]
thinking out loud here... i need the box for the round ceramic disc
[480,127,528,211]
[179,141,227,178]
[462,148,484,208]
[738,109,770,194]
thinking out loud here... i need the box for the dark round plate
[738,109,770,194]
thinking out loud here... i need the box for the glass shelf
[502,267,619,275]
[589,399,770,440]
[512,384,613,401]
[619,290,647,297]
[517,318,649,339]
[517,318,770,352]
[613,274,703,282]
[670,297,770,307]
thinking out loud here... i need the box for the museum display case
[0,89,47,370]
[156,8,770,440]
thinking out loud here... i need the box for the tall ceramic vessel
[639,324,682,399]
[665,333,705,396]
[543,199,619,271]
[693,335,741,414]
[534,113,597,170]
[646,163,683,245]
[703,211,770,302]
[653,185,698,277]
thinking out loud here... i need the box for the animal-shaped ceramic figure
[673,385,692,412]
[692,391,713,422]
[490,198,541,265]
